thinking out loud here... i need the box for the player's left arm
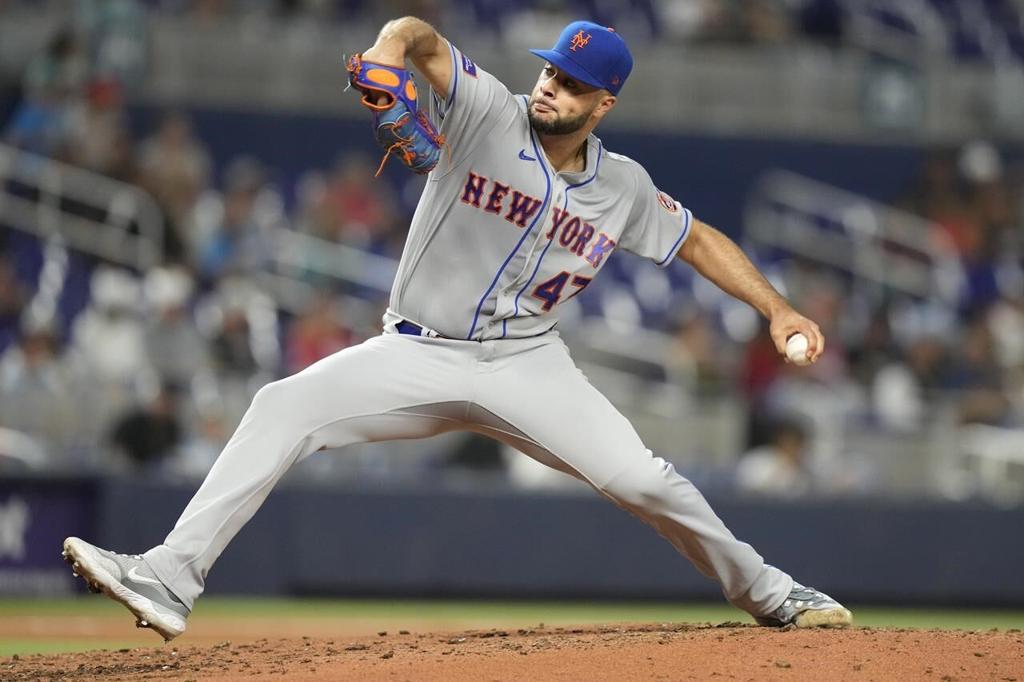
[677,219,825,362]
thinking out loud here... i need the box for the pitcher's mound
[4,622,1022,680]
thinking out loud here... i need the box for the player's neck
[537,131,589,173]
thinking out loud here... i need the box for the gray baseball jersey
[141,40,795,625]
[385,42,693,340]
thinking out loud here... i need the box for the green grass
[203,598,740,624]
[1,598,1021,657]
[835,606,1023,630]
[2,597,1023,627]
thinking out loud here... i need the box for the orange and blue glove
[345,54,446,176]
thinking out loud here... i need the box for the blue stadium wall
[128,105,926,238]
[4,475,1023,607]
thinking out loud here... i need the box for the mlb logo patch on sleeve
[657,190,679,213]
[461,53,478,77]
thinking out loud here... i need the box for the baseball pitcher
[63,17,851,641]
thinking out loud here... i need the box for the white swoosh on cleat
[127,566,164,587]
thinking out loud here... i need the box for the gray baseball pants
[144,330,793,615]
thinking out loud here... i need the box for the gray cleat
[62,536,189,641]
[755,582,853,628]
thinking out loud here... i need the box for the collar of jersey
[563,135,601,183]
[536,134,600,182]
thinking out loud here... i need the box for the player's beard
[528,98,594,135]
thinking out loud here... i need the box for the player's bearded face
[527,94,596,135]
[528,65,602,135]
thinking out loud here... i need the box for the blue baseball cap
[530,21,633,96]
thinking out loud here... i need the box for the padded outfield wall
[3,475,1022,606]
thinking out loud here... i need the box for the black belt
[396,320,426,336]
[397,320,553,339]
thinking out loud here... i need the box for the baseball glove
[345,54,447,176]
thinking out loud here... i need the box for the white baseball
[785,333,811,366]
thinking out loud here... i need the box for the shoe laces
[110,550,144,562]
[784,585,836,610]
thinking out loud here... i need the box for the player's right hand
[768,306,825,364]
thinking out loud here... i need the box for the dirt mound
[4,623,1022,681]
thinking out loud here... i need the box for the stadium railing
[744,168,965,306]
[0,142,164,270]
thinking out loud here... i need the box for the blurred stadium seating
[1,0,1023,513]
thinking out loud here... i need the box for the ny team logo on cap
[570,30,592,51]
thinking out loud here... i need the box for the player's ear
[592,93,617,121]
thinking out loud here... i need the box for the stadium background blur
[1,0,1023,613]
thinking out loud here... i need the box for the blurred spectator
[987,293,1024,376]
[197,157,277,281]
[665,310,729,395]
[753,285,863,485]
[304,153,400,253]
[202,278,280,379]
[284,293,354,373]
[65,78,129,176]
[948,313,1012,426]
[901,142,1017,313]
[197,278,280,423]
[898,148,963,230]
[171,408,229,479]
[873,299,947,421]
[656,0,793,45]
[137,111,212,261]
[104,123,139,184]
[847,306,899,391]
[206,301,262,425]
[210,304,260,378]
[21,26,88,99]
[0,255,29,353]
[62,267,157,460]
[75,0,149,89]
[4,26,86,156]
[871,359,925,433]
[738,320,784,448]
[656,0,730,43]
[901,329,946,399]
[108,380,184,471]
[958,141,1015,311]
[0,319,79,460]
[862,302,947,432]
[142,265,212,386]
[69,266,148,385]
[736,417,811,498]
[906,334,952,398]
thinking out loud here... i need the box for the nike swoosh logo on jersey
[127,566,164,586]
[518,149,535,161]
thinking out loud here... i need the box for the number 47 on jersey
[532,271,592,311]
